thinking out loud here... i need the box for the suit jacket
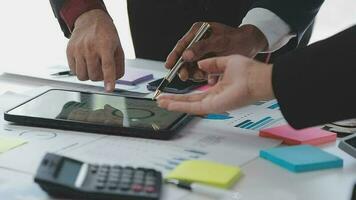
[50,0,322,61]
[252,0,324,61]
[272,25,356,129]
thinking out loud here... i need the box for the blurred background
[0,0,355,73]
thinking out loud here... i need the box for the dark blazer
[50,0,323,61]
[252,0,324,61]
[272,25,356,129]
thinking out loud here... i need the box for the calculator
[339,134,356,158]
[34,153,162,200]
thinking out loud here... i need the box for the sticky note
[0,137,27,153]
[260,125,336,145]
[260,145,343,173]
[165,160,242,189]
[204,113,233,120]
[116,68,153,85]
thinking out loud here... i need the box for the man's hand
[67,9,124,92]
[158,55,274,115]
[165,22,268,84]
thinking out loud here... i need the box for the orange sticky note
[260,125,336,145]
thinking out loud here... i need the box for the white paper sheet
[3,59,167,95]
[0,91,281,175]
[0,89,283,200]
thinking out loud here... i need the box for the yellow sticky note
[0,137,27,153]
[165,160,242,189]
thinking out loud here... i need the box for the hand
[67,9,125,92]
[165,23,268,84]
[158,55,274,115]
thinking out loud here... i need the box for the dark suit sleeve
[252,0,324,46]
[49,0,70,37]
[272,25,356,129]
[49,0,107,38]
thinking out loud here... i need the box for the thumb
[197,56,230,74]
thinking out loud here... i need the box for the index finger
[165,22,203,69]
[198,56,230,74]
[101,51,116,92]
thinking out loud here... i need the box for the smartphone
[147,76,207,94]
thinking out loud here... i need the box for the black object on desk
[338,134,356,158]
[4,89,192,140]
[147,77,207,94]
[51,70,74,76]
[34,153,162,200]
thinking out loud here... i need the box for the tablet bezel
[4,89,192,140]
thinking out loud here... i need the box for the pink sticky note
[196,85,211,91]
[260,125,336,145]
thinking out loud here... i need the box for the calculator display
[56,160,82,186]
[345,137,356,147]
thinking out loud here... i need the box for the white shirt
[241,8,296,52]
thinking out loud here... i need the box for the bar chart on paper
[253,100,280,110]
[234,115,284,131]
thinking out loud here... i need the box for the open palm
[158,55,273,115]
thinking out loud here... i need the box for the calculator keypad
[88,165,161,198]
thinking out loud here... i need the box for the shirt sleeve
[241,8,296,52]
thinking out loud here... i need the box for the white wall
[0,0,355,73]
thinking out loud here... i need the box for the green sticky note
[0,137,27,153]
[165,160,242,189]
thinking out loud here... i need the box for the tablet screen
[7,90,186,131]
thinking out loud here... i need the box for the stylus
[152,22,211,99]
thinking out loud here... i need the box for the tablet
[4,89,192,140]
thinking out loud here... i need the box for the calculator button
[100,168,109,173]
[131,184,143,192]
[108,177,119,184]
[119,183,131,191]
[144,186,156,193]
[111,169,121,175]
[98,172,108,179]
[102,164,110,169]
[145,180,156,186]
[120,178,132,184]
[109,174,120,180]
[133,178,144,184]
[96,182,105,190]
[108,182,119,190]
[90,165,99,173]
[123,167,134,173]
[97,177,106,183]
[121,174,133,180]
[113,165,122,170]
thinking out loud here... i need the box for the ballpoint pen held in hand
[152,22,211,99]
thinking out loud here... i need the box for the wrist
[247,61,275,101]
[60,0,108,34]
[239,24,268,55]
[74,9,113,30]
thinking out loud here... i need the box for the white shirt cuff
[241,8,296,52]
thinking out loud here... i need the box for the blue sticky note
[260,145,343,173]
[204,113,233,120]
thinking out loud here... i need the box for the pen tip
[153,90,161,100]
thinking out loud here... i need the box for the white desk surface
[0,62,355,200]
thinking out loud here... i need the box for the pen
[165,179,242,200]
[152,22,211,99]
[51,70,74,76]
